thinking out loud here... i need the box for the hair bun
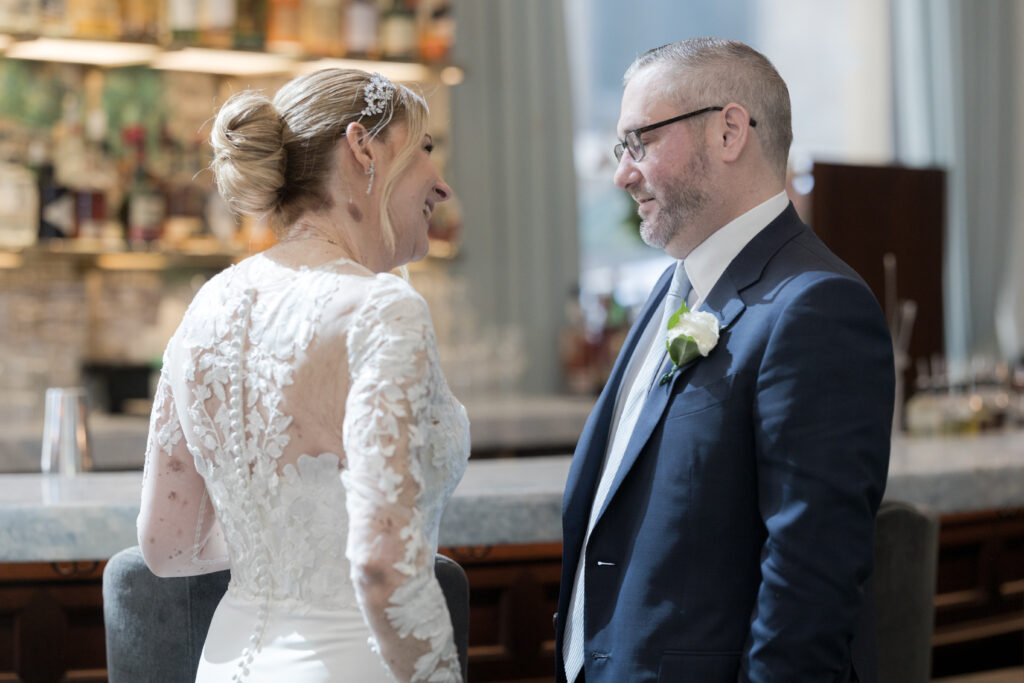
[210,90,287,216]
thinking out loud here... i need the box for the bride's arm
[137,356,229,578]
[342,281,461,683]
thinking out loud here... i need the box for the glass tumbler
[40,387,93,475]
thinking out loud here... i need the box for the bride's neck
[283,209,390,272]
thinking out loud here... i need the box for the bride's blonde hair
[210,68,428,255]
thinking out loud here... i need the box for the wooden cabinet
[0,561,107,683]
[931,507,1024,677]
[1,514,1020,683]
[441,543,561,683]
[0,546,565,683]
[810,162,946,400]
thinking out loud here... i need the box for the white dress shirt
[682,191,790,310]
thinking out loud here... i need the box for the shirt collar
[682,191,789,308]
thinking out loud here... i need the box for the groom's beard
[639,142,711,250]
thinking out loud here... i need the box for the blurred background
[0,1,1022,681]
[1,0,1022,432]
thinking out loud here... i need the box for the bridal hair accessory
[659,300,720,385]
[365,162,375,195]
[361,73,395,118]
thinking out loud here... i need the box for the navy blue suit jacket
[556,205,894,682]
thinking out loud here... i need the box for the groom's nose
[613,152,641,190]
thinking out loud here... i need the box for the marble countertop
[0,394,596,473]
[0,456,571,562]
[2,431,1024,563]
[886,431,1024,514]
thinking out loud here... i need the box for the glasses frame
[613,106,758,163]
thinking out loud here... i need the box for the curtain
[448,0,578,395]
[892,0,1020,364]
[995,5,1024,362]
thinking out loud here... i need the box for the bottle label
[129,194,165,241]
[346,3,379,54]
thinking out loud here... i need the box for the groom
[556,38,894,682]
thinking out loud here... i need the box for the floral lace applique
[343,278,467,682]
[139,258,468,683]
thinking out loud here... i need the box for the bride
[136,68,467,682]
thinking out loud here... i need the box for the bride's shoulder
[361,272,428,315]
[344,273,432,342]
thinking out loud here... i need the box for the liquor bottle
[0,0,41,34]
[416,0,452,63]
[345,0,378,58]
[27,138,74,242]
[200,0,235,48]
[39,0,70,37]
[121,0,162,43]
[379,0,415,60]
[167,0,200,46]
[0,146,39,249]
[67,0,120,39]
[50,91,91,239]
[162,141,206,246]
[122,126,166,247]
[73,108,114,240]
[233,0,267,50]
[301,0,347,57]
[51,68,117,242]
[266,0,302,55]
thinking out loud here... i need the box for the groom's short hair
[624,38,793,181]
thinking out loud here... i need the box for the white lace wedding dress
[138,254,469,682]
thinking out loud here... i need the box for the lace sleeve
[342,279,461,683]
[137,348,228,578]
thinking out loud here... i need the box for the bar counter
[0,394,598,473]
[3,430,1024,563]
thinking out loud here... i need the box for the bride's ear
[344,122,375,174]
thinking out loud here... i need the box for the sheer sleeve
[342,279,462,683]
[137,346,229,578]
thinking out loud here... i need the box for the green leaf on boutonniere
[665,299,691,330]
[659,297,721,386]
[668,334,701,367]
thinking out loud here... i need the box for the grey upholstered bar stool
[103,546,470,682]
[872,500,940,683]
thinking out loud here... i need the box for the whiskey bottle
[233,0,267,50]
[266,0,303,55]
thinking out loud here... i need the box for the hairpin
[361,73,395,118]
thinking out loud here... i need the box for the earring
[365,162,375,195]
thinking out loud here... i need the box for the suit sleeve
[743,274,894,681]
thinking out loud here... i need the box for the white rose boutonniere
[659,301,720,385]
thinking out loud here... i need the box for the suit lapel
[562,265,674,549]
[587,204,807,529]
[588,273,746,527]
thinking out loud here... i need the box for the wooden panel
[442,544,561,682]
[0,570,108,683]
[1,522,1020,683]
[810,162,946,401]
[931,508,1024,677]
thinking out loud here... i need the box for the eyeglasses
[613,106,758,162]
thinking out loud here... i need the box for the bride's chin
[406,236,429,264]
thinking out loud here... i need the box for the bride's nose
[434,179,452,202]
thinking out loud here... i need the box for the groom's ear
[717,103,754,163]
[344,121,375,173]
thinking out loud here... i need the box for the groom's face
[614,66,713,258]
